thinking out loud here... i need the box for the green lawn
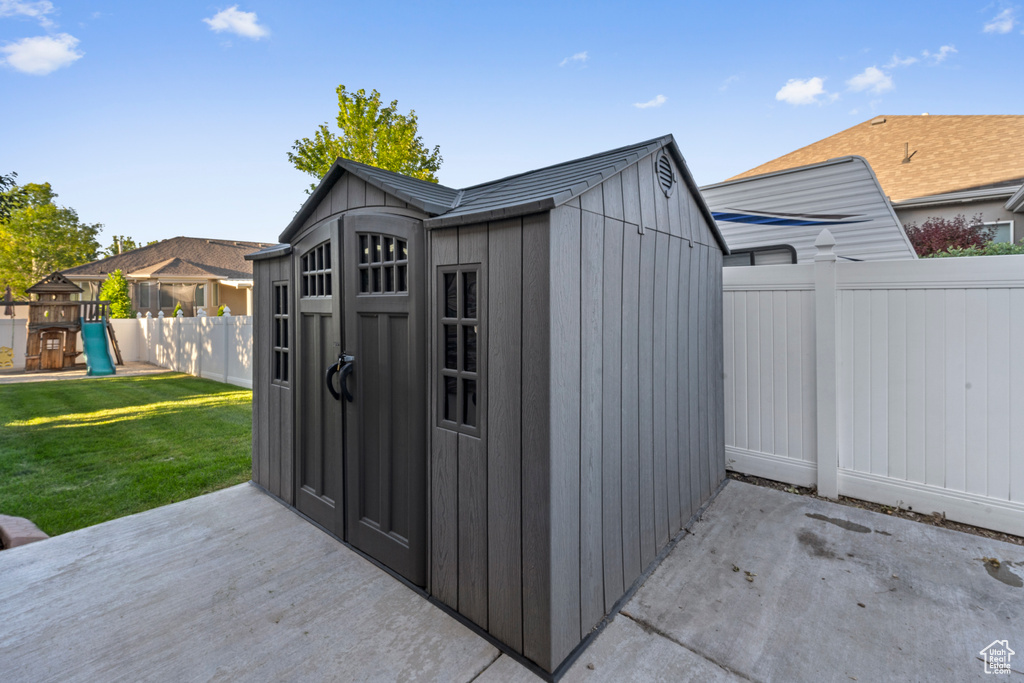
[0,373,252,536]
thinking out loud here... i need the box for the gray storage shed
[247,135,728,675]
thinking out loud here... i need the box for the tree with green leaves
[102,235,141,257]
[99,269,134,318]
[288,86,443,191]
[0,182,101,296]
[0,172,24,222]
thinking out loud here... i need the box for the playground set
[2,272,122,375]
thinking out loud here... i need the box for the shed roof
[26,271,83,294]
[728,115,1024,203]
[279,136,728,251]
[62,237,273,280]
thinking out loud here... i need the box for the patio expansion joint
[465,651,503,683]
[618,610,760,683]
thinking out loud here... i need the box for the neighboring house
[701,155,917,263]
[61,237,272,317]
[729,115,1024,244]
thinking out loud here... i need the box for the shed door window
[300,242,331,298]
[439,267,481,434]
[272,282,289,384]
[358,233,408,294]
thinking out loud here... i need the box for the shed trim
[245,244,293,261]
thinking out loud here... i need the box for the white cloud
[884,54,918,68]
[0,0,55,27]
[775,77,831,105]
[719,74,740,92]
[983,8,1016,34]
[922,44,956,63]
[1,32,81,74]
[559,51,587,67]
[203,5,269,39]
[846,66,893,94]
[633,94,667,109]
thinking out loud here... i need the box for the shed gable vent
[656,152,676,197]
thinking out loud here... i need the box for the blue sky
[2,1,1022,246]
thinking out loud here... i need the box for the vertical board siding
[601,218,625,611]
[676,244,693,519]
[430,230,459,609]
[726,255,1024,536]
[652,232,670,546]
[620,225,642,585]
[665,238,682,534]
[521,212,553,669]
[457,224,488,629]
[687,245,702,517]
[547,205,582,663]
[487,218,523,652]
[253,256,293,503]
[637,230,657,567]
[579,210,605,635]
[698,245,712,499]
[621,164,642,229]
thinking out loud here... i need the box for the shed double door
[294,214,427,587]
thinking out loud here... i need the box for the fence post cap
[146,311,152,319]
[157,311,164,318]
[175,310,184,319]
[814,229,837,262]
[197,307,207,317]
[222,306,231,317]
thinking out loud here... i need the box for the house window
[195,284,205,307]
[159,283,173,309]
[158,283,194,310]
[358,233,408,294]
[300,242,331,298]
[273,282,289,384]
[985,220,1014,244]
[438,266,482,434]
[138,282,151,308]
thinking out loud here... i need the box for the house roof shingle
[61,237,274,280]
[729,115,1024,203]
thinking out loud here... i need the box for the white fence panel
[0,318,28,370]
[226,316,252,389]
[723,266,818,486]
[1,313,252,389]
[724,242,1024,536]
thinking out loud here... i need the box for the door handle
[325,354,355,402]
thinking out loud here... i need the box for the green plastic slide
[81,321,116,376]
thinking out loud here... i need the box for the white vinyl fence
[1,312,251,388]
[128,313,252,388]
[724,230,1024,536]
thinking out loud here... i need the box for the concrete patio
[2,481,1021,681]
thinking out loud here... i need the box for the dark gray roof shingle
[280,135,727,251]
